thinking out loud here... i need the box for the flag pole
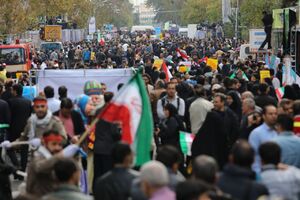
[77,117,99,145]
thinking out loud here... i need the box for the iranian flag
[179,131,195,156]
[99,71,153,166]
[275,87,285,100]
[162,61,173,81]
[176,48,189,61]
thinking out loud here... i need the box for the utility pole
[235,0,239,40]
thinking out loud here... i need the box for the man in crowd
[259,142,300,199]
[43,158,93,200]
[94,142,138,200]
[53,98,85,143]
[21,96,67,140]
[157,82,185,120]
[213,93,239,152]
[140,161,176,200]
[218,140,269,200]
[249,104,278,173]
[44,86,61,113]
[189,84,213,134]
[273,114,300,168]
[240,98,261,139]
[254,83,277,109]
[156,145,185,190]
[25,130,64,198]
[8,84,32,173]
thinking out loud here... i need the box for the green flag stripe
[179,132,188,155]
[134,72,154,166]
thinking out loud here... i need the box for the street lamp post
[235,0,239,40]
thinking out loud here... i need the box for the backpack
[161,96,180,112]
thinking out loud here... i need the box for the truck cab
[40,42,64,54]
[0,43,32,73]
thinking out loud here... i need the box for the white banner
[249,29,266,52]
[36,69,133,100]
[88,17,96,35]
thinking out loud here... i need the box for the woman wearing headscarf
[156,103,185,150]
[226,90,242,122]
[191,111,228,169]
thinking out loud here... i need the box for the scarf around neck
[28,110,52,139]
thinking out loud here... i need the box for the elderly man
[140,161,175,200]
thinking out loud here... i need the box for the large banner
[249,29,266,52]
[36,69,133,100]
[273,9,284,29]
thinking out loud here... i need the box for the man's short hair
[214,92,226,102]
[192,155,218,184]
[12,84,23,96]
[53,158,79,182]
[278,98,292,108]
[231,140,254,168]
[262,104,276,115]
[140,161,169,187]
[44,86,55,98]
[58,86,67,97]
[276,114,294,131]
[194,84,205,97]
[112,142,132,165]
[156,145,181,169]
[60,98,73,109]
[258,83,269,94]
[242,91,254,100]
[293,100,300,115]
[243,98,256,110]
[259,142,281,165]
[104,92,114,103]
[176,180,211,200]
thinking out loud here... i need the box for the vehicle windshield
[40,43,62,53]
[0,48,25,65]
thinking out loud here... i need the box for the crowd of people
[0,30,300,200]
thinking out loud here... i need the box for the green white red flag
[275,87,285,100]
[99,71,153,166]
[179,131,195,156]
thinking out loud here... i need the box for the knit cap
[84,80,102,96]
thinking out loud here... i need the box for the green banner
[273,9,284,29]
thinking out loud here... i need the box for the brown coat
[25,148,59,198]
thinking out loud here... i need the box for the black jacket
[254,95,277,109]
[8,96,32,141]
[215,108,240,153]
[94,168,138,200]
[159,116,180,148]
[93,119,120,155]
[218,164,269,200]
[0,162,15,200]
[53,110,85,136]
[0,99,10,141]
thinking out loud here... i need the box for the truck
[0,42,32,74]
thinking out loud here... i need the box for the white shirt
[157,95,185,120]
[47,98,61,113]
[189,98,214,134]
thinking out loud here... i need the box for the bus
[0,43,32,73]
